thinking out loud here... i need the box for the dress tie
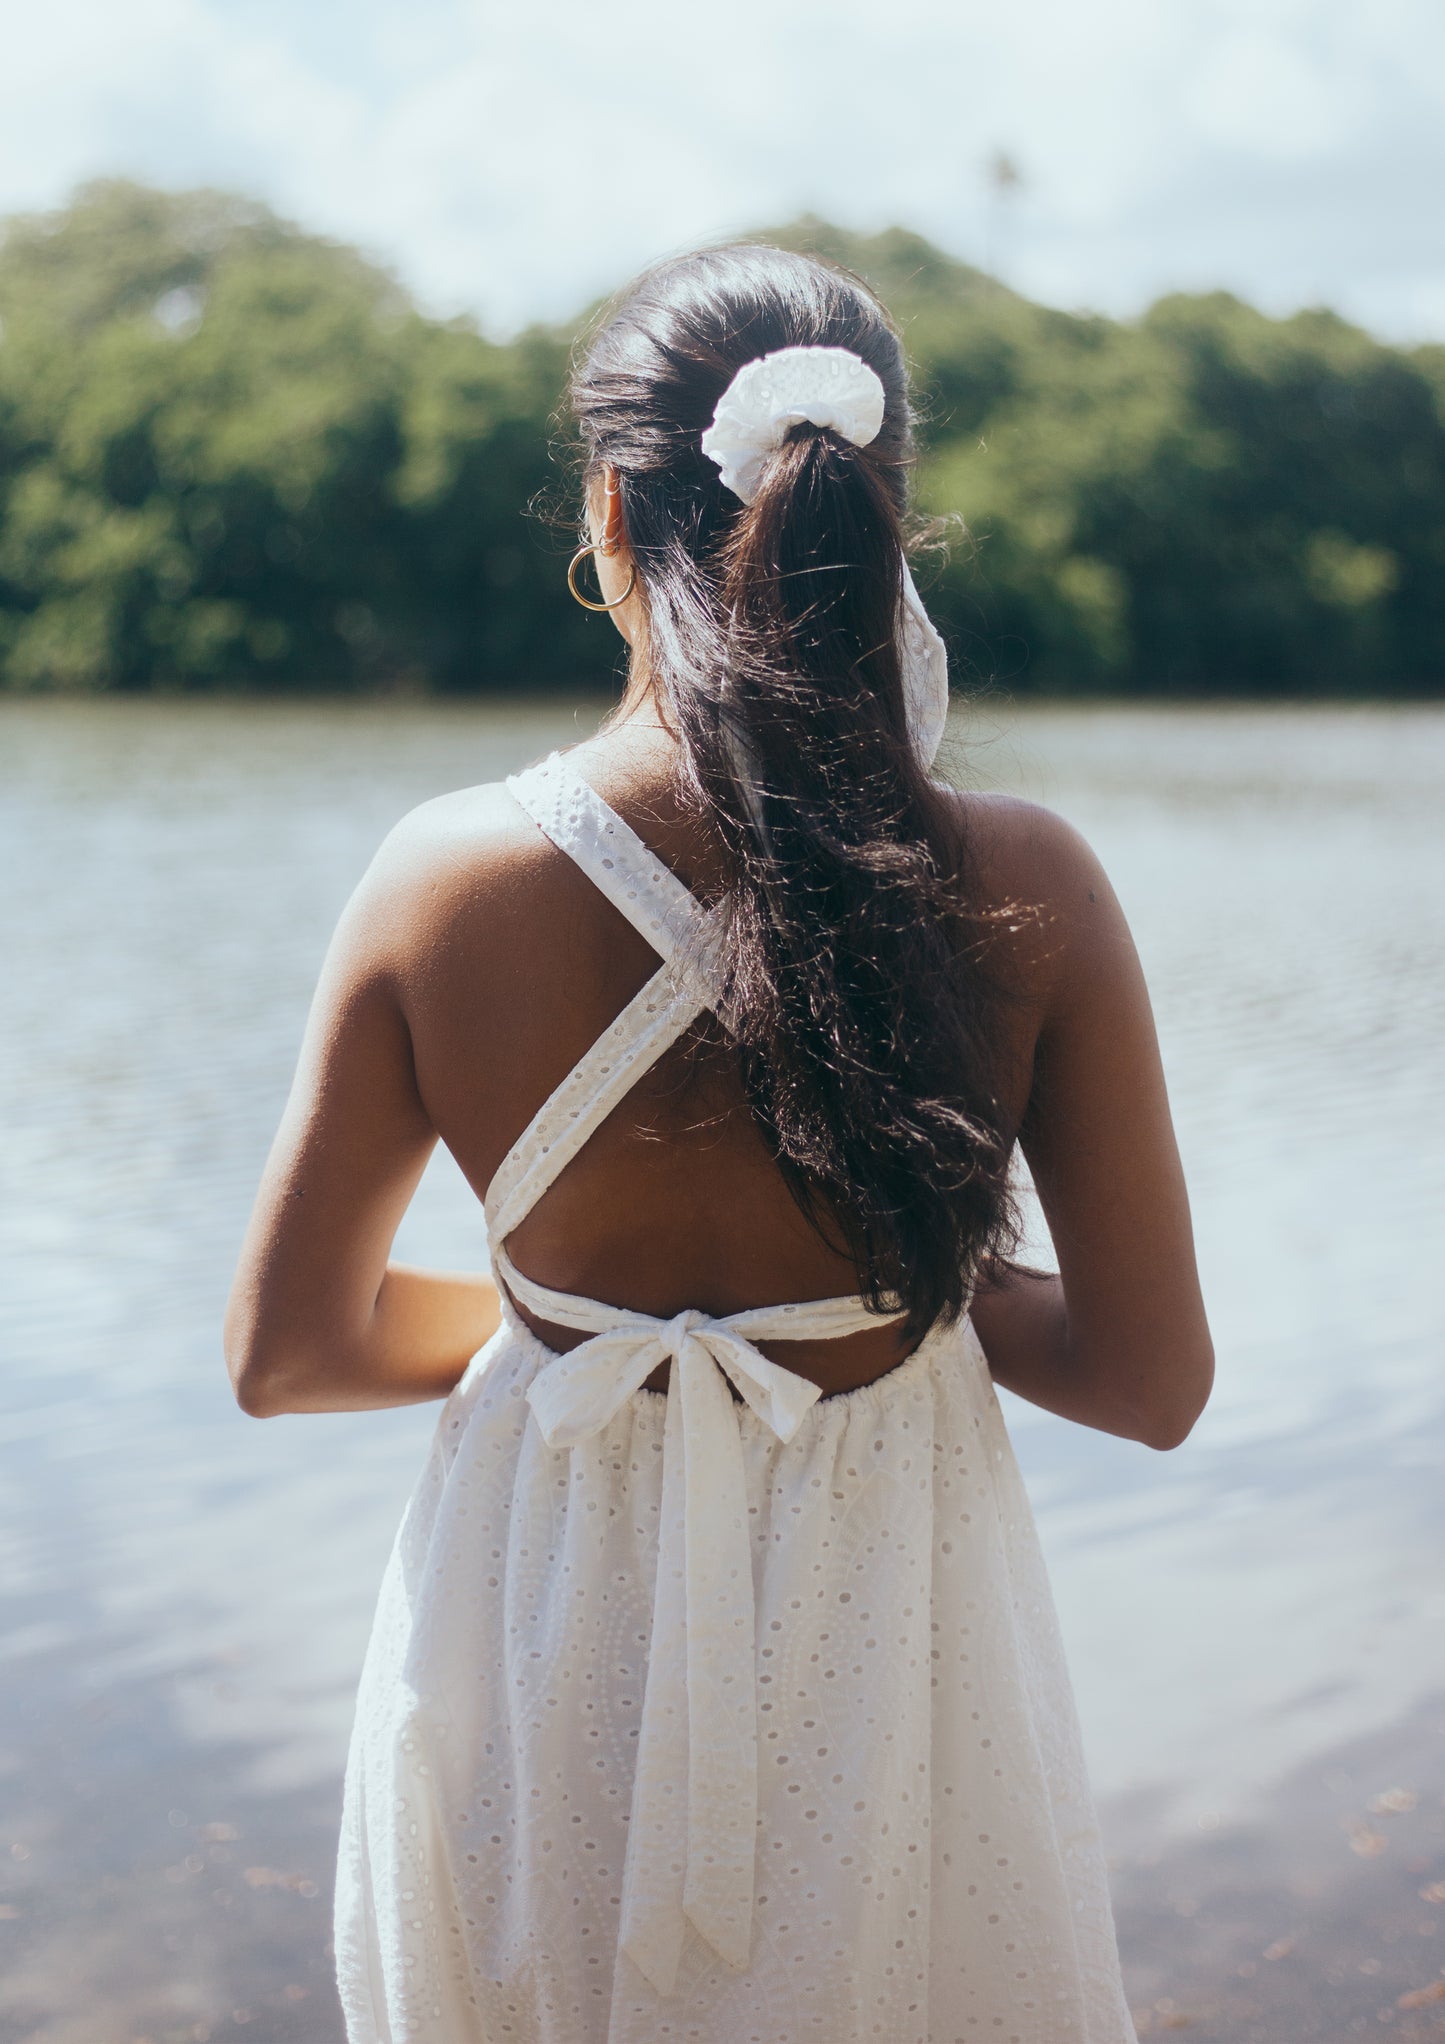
[498,1249,841,1996]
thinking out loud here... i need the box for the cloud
[0,0,1441,343]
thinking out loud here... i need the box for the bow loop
[524,1321,666,1449]
[703,1327,823,1443]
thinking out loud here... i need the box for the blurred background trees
[2,179,1443,696]
[0,180,593,694]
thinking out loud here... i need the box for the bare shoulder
[328,777,592,978]
[368,780,546,892]
[934,783,1133,1011]
[940,785,1105,900]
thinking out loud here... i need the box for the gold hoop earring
[567,543,637,612]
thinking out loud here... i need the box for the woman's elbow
[1139,1409,1198,1453]
[230,1343,324,1417]
[232,1364,286,1418]
[224,1295,298,1418]
[226,1337,285,1418]
[1136,1339,1215,1452]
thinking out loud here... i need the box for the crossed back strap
[482,752,728,1247]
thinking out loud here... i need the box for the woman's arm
[224,824,501,1417]
[968,805,1214,1450]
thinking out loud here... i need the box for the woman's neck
[590,661,678,763]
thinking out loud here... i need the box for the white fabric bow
[501,1242,880,1997]
[523,1297,821,1995]
[699,342,951,768]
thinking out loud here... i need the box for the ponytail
[571,243,1019,1339]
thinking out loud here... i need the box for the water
[2,698,1443,2042]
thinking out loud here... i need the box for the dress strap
[483,952,710,1242]
[507,753,720,988]
[483,753,728,1241]
[498,1242,889,1347]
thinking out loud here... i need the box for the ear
[599,464,626,557]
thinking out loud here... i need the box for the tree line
[2,179,1442,697]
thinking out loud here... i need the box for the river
[1,697,1442,2042]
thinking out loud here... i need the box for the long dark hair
[570,242,1018,1340]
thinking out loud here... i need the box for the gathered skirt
[333,1308,1135,2043]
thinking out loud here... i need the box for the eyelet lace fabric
[333,752,1136,2043]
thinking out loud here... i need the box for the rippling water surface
[2,698,1442,2042]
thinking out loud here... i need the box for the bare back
[383,733,1040,1394]
[228,716,1210,1446]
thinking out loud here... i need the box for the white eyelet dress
[333,753,1137,2044]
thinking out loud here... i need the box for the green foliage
[766,219,1445,694]
[0,179,598,693]
[2,182,1443,694]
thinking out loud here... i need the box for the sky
[1,0,1442,344]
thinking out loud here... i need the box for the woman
[226,242,1213,2043]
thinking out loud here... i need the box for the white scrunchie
[700,345,886,503]
[699,344,950,769]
